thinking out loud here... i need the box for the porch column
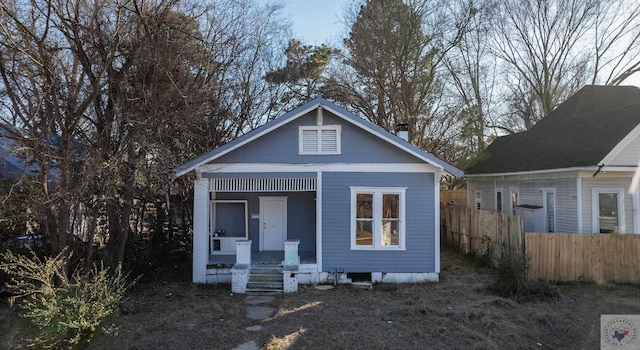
[192,178,209,283]
[235,240,252,265]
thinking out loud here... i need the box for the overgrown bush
[493,243,559,301]
[0,248,132,349]
[494,243,531,298]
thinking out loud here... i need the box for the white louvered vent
[299,125,341,154]
[210,178,317,192]
[321,129,338,152]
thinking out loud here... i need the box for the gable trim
[174,97,462,178]
[599,122,640,166]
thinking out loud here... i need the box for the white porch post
[192,178,209,283]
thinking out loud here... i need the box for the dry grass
[2,249,640,349]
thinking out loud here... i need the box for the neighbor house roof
[466,85,640,175]
[174,96,463,178]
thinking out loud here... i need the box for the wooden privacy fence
[441,206,523,263]
[440,189,467,207]
[526,233,640,284]
[441,206,640,284]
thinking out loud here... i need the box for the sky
[278,0,640,86]
[281,0,346,45]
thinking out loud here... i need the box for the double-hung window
[350,187,406,250]
[299,125,341,154]
[593,188,624,233]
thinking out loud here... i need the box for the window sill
[350,246,406,251]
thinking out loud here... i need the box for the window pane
[383,194,399,218]
[356,220,372,245]
[599,193,618,217]
[598,193,618,233]
[382,220,399,246]
[356,193,373,219]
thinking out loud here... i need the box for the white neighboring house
[466,85,640,234]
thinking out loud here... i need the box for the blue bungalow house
[174,96,462,293]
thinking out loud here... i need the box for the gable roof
[466,85,640,175]
[174,96,462,178]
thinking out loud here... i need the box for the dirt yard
[3,249,640,349]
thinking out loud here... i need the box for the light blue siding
[216,192,316,252]
[321,172,436,273]
[214,111,421,164]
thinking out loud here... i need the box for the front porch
[205,240,320,292]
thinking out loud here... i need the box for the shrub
[0,247,132,349]
[493,243,559,301]
[493,243,530,299]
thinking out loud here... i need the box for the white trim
[600,123,640,165]
[200,162,439,174]
[316,172,323,272]
[192,178,209,283]
[576,177,583,233]
[474,190,482,210]
[466,166,599,178]
[349,187,407,251]
[298,125,342,155]
[592,187,625,233]
[259,196,288,251]
[434,170,441,273]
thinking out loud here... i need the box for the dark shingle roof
[466,85,640,174]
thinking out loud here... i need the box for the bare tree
[490,0,640,131]
[0,0,291,266]
[444,0,500,165]
[327,0,472,158]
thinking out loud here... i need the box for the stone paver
[244,295,274,305]
[246,305,274,320]
[245,325,263,332]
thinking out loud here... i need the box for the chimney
[395,123,409,142]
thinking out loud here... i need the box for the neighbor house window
[350,187,406,250]
[496,189,503,213]
[475,190,482,209]
[593,189,624,233]
[299,125,341,154]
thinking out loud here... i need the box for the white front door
[260,197,287,251]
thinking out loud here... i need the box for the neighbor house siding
[467,175,579,232]
[608,130,640,166]
[321,172,435,273]
[214,111,420,164]
[581,175,634,233]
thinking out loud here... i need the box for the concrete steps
[246,264,283,294]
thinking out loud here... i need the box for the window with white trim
[475,190,482,210]
[299,125,341,154]
[593,188,624,233]
[350,187,406,250]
